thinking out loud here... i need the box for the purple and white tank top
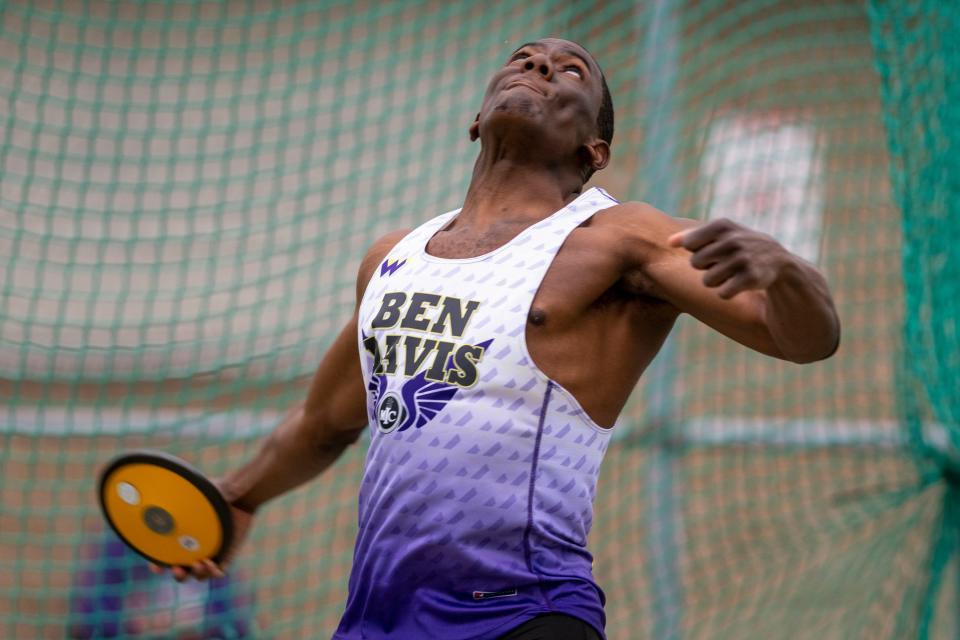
[334,187,618,640]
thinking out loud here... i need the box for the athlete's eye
[563,67,583,79]
[510,52,529,63]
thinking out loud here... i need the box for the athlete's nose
[523,52,554,80]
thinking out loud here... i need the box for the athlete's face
[471,38,604,156]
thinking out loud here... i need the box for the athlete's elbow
[307,411,366,453]
[784,323,841,364]
[320,424,366,451]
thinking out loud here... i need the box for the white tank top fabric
[335,186,619,640]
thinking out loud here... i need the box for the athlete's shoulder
[581,200,698,255]
[591,200,696,230]
[356,229,411,300]
[367,228,411,260]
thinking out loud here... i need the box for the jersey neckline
[419,187,606,264]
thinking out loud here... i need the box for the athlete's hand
[147,479,255,582]
[668,218,791,300]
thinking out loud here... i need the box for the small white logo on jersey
[472,588,518,600]
[376,393,406,434]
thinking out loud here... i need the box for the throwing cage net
[1,0,957,637]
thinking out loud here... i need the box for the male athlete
[152,38,840,639]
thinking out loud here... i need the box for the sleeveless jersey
[334,187,618,640]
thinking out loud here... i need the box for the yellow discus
[97,450,234,568]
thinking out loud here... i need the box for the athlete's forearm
[763,258,840,363]
[221,404,362,512]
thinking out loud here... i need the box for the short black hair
[585,50,614,182]
[597,71,614,147]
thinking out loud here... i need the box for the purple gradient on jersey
[340,188,616,639]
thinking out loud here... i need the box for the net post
[638,0,685,638]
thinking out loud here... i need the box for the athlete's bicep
[643,252,783,358]
[300,312,369,442]
[617,204,784,358]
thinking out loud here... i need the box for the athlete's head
[470,38,614,184]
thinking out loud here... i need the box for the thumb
[667,230,687,248]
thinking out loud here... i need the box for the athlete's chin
[485,102,548,136]
[490,90,544,117]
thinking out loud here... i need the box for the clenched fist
[668,217,791,300]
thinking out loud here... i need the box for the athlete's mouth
[504,79,546,96]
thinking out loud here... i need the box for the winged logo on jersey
[367,368,388,419]
[364,336,493,434]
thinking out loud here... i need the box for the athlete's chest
[423,221,533,259]
[422,225,625,324]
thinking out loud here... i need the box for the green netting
[1,0,957,638]
[869,1,960,637]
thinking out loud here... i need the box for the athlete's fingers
[669,226,717,251]
[149,560,223,582]
[190,560,220,581]
[200,559,225,579]
[701,257,746,288]
[689,239,738,271]
[716,272,754,299]
[190,562,209,581]
[669,218,739,252]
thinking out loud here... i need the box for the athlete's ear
[469,113,480,142]
[582,138,610,173]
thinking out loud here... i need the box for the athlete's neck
[457,144,584,231]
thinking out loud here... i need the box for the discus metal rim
[97,449,234,568]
